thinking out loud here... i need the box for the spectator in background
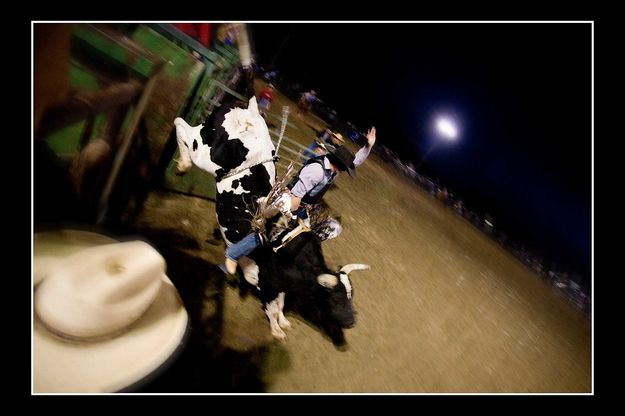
[264,70,278,83]
[302,127,344,161]
[217,24,237,45]
[348,126,360,142]
[257,84,275,116]
[437,187,449,204]
[297,90,318,116]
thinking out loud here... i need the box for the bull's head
[316,263,370,329]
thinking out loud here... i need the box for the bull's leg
[239,256,259,287]
[265,299,287,341]
[276,292,291,330]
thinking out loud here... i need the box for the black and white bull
[256,226,370,345]
[173,96,276,285]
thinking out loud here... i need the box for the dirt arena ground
[128,83,591,393]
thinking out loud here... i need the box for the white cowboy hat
[33,230,189,393]
[330,132,345,143]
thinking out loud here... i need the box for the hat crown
[35,241,164,339]
[327,145,356,175]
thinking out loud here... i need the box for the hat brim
[324,145,356,177]
[314,139,328,151]
[330,132,345,143]
[333,160,356,177]
[33,230,189,393]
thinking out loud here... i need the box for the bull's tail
[173,117,194,175]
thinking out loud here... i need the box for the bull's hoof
[278,316,291,330]
[243,273,259,286]
[272,328,287,342]
[333,341,349,352]
[329,329,346,347]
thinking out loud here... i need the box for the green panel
[224,44,240,60]
[72,24,155,78]
[45,114,108,155]
[163,149,216,200]
[133,25,201,79]
[131,25,206,168]
[214,43,239,66]
[45,61,109,155]
[184,66,212,124]
[69,64,100,91]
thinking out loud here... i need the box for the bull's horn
[339,274,352,300]
[317,273,338,288]
[340,264,370,275]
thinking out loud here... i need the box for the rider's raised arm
[354,127,376,167]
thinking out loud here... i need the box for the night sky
[249,23,592,284]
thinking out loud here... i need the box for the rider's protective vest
[287,156,336,205]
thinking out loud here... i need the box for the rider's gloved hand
[275,193,292,216]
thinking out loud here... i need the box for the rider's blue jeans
[225,232,263,262]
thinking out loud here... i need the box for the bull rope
[250,161,295,234]
[220,156,276,181]
[274,105,290,157]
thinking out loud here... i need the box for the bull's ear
[248,96,259,115]
[340,264,370,275]
[317,273,339,288]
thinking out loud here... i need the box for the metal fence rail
[268,125,319,180]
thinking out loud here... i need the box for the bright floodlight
[436,117,458,140]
